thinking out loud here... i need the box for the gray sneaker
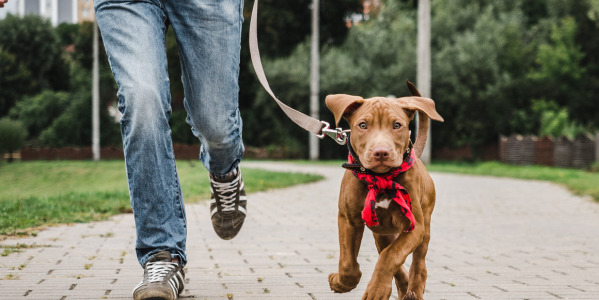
[132,251,184,300]
[209,167,247,240]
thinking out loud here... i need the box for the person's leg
[95,0,187,267]
[164,0,246,240]
[164,0,245,176]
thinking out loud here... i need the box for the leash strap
[249,0,331,137]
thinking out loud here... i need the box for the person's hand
[0,0,8,8]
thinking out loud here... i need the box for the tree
[568,0,599,128]
[0,15,63,92]
[9,64,121,148]
[0,118,27,162]
[9,91,70,139]
[242,0,599,158]
[244,1,418,158]
[73,21,115,98]
[0,15,71,116]
[0,16,124,149]
[242,0,362,58]
[74,21,96,69]
[37,90,94,147]
[432,2,533,151]
[156,0,363,148]
[37,64,120,148]
[19,90,119,148]
[528,17,585,100]
[0,49,31,117]
[166,28,184,106]
[238,0,363,149]
[55,22,80,47]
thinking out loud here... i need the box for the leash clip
[317,121,349,145]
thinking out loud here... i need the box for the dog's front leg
[329,210,365,293]
[362,202,425,300]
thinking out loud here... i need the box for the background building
[0,0,94,25]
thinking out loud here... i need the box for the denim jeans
[95,0,245,267]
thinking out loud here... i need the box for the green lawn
[0,160,323,236]
[428,161,599,202]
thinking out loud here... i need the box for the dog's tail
[413,112,431,158]
[405,81,441,159]
[407,80,422,97]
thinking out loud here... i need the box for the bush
[532,99,592,139]
[247,1,599,158]
[9,88,121,148]
[0,118,27,162]
[0,48,32,116]
[169,110,197,145]
[9,90,71,138]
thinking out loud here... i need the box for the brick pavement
[1,161,598,299]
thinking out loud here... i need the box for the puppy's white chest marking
[375,198,392,209]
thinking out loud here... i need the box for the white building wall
[2,0,79,25]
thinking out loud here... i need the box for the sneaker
[209,167,247,240]
[132,251,185,300]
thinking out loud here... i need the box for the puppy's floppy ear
[397,96,444,158]
[326,94,365,126]
[398,97,444,122]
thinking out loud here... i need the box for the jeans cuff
[211,166,239,180]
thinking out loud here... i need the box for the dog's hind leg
[362,202,425,300]
[405,214,432,300]
[373,233,409,298]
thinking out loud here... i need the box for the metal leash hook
[316,121,349,145]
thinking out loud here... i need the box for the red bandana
[345,149,416,231]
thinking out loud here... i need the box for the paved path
[1,162,599,300]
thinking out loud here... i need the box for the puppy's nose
[373,147,390,160]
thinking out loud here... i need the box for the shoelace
[212,175,240,212]
[146,261,179,283]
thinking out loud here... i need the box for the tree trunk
[417,0,432,164]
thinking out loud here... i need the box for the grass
[428,161,599,202]
[0,243,50,256]
[271,159,599,202]
[290,159,599,202]
[2,159,597,236]
[0,160,323,236]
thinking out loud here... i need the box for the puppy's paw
[328,273,358,293]
[362,283,392,300]
[401,291,421,300]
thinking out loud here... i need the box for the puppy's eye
[393,122,402,129]
[358,122,367,129]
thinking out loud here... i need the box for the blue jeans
[95,0,245,267]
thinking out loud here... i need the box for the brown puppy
[326,82,443,300]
